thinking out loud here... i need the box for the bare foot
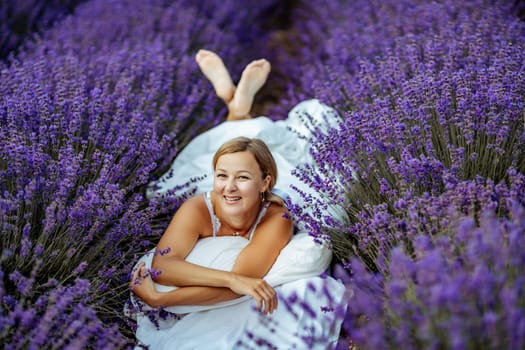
[227,59,271,121]
[196,49,235,103]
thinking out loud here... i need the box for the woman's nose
[225,178,237,191]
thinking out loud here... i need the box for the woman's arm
[151,195,235,288]
[232,204,293,278]
[151,198,291,288]
[131,263,277,314]
[135,196,286,311]
[131,203,291,312]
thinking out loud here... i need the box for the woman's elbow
[151,255,169,283]
[151,254,185,285]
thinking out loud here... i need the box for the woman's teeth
[224,196,241,202]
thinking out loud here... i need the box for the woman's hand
[130,262,160,307]
[227,273,277,314]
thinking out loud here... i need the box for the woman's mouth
[224,195,241,203]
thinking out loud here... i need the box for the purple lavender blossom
[340,203,525,349]
[1,0,286,347]
[0,0,87,60]
[275,1,525,347]
[286,0,525,264]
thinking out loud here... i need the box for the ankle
[220,87,235,104]
[228,98,252,119]
[226,111,251,121]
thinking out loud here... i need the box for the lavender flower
[340,203,525,349]
[286,0,525,267]
[1,0,286,347]
[275,2,525,347]
[0,0,86,60]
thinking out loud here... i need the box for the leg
[227,59,271,121]
[195,49,236,103]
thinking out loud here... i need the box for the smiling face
[213,151,270,217]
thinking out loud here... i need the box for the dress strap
[204,191,270,239]
[203,192,220,237]
[247,202,271,241]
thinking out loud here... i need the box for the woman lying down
[127,50,348,350]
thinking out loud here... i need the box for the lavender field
[1,0,524,349]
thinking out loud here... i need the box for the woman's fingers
[255,294,263,313]
[130,263,146,287]
[129,263,159,306]
[266,283,277,314]
[261,286,274,314]
[254,280,277,314]
[229,274,278,314]
[130,263,142,287]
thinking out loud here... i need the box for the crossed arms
[130,195,292,314]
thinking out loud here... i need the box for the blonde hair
[212,137,284,207]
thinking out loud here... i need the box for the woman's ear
[262,175,271,192]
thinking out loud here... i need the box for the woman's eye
[216,174,227,178]
[238,176,249,180]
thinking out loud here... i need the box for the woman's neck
[212,194,260,236]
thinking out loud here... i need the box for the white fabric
[131,232,333,314]
[129,233,346,349]
[148,99,340,216]
[134,276,346,350]
[132,99,348,349]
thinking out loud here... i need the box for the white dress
[132,100,348,349]
[148,99,341,213]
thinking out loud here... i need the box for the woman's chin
[218,195,259,215]
[220,197,243,212]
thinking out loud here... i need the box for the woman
[129,50,347,349]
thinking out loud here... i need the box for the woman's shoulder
[250,202,293,248]
[265,201,289,215]
[175,193,209,219]
[258,202,293,231]
[173,193,214,237]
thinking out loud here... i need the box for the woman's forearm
[150,285,240,308]
[135,260,276,313]
[152,255,233,288]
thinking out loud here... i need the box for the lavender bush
[267,0,469,116]
[0,0,87,60]
[288,0,525,266]
[1,0,284,347]
[339,201,525,349]
[2,0,524,348]
[277,1,525,347]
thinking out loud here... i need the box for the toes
[244,59,271,73]
[195,49,215,64]
[195,50,205,62]
[258,59,271,72]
